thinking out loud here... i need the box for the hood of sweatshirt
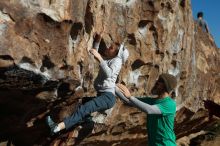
[117,44,129,64]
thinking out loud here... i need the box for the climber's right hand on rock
[92,33,103,50]
[94,33,102,43]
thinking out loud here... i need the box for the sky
[191,0,220,48]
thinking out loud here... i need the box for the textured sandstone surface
[0,0,219,145]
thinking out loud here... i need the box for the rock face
[0,0,219,146]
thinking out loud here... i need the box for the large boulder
[0,0,219,145]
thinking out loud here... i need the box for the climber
[46,33,129,135]
[116,73,177,146]
[196,12,209,33]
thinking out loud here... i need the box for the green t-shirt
[138,96,176,146]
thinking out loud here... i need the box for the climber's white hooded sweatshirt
[94,45,129,94]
